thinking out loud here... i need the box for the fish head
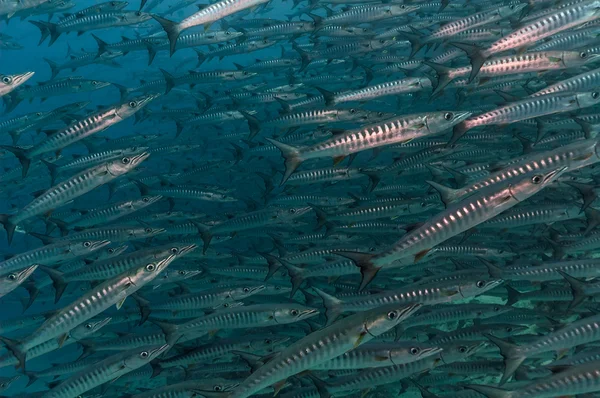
[69,239,111,256]
[134,195,163,209]
[169,268,203,282]
[134,224,166,239]
[389,343,444,365]
[80,79,111,91]
[105,0,129,10]
[389,4,420,15]
[508,166,568,201]
[563,50,600,67]
[364,303,422,337]
[574,89,600,108]
[70,317,112,340]
[458,278,504,298]
[115,94,157,118]
[439,341,486,364]
[3,264,38,287]
[0,375,20,392]
[0,41,23,50]
[232,284,266,299]
[262,283,292,296]
[1,71,34,88]
[129,253,177,285]
[253,335,290,352]
[107,151,150,176]
[488,323,529,337]
[425,111,473,133]
[124,344,170,368]
[100,244,129,259]
[372,39,395,50]
[273,305,319,323]
[498,2,527,18]
[121,10,152,23]
[278,205,312,221]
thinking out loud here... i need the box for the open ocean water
[2,0,600,397]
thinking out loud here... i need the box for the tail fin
[448,121,471,145]
[483,333,525,385]
[0,214,17,245]
[264,138,303,186]
[43,58,60,79]
[558,270,588,311]
[0,145,31,177]
[312,287,343,325]
[400,28,426,58]
[361,169,382,192]
[41,159,59,185]
[308,202,329,229]
[293,44,312,72]
[279,259,306,298]
[334,251,379,291]
[425,180,461,208]
[193,49,206,67]
[422,61,453,98]
[451,42,487,83]
[29,20,55,45]
[314,87,336,107]
[240,110,261,139]
[38,265,68,303]
[0,336,26,370]
[152,15,181,56]
[159,68,176,95]
[505,285,522,306]
[91,34,109,57]
[150,319,182,346]
[189,220,212,253]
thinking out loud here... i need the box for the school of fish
[3,0,600,396]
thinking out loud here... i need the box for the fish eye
[350,108,356,113]
[140,351,149,358]
[444,112,454,120]
[243,71,248,75]
[145,228,152,233]
[7,274,16,280]
[243,287,250,292]
[2,76,12,84]
[387,311,398,320]
[83,241,91,247]
[145,264,155,271]
[265,338,272,344]
[509,4,514,8]
[92,80,98,85]
[290,309,299,316]
[178,270,185,275]
[122,157,130,164]
[476,280,486,288]
[275,286,281,290]
[135,11,141,16]
[531,174,542,184]
[129,101,137,108]
[493,306,500,311]
[226,31,231,35]
[379,39,385,44]
[289,208,296,214]
[580,52,588,58]
[143,197,149,202]
[108,248,115,253]
[170,247,179,254]
[214,386,223,392]
[498,249,504,253]
[593,92,599,99]
[506,327,513,332]
[36,112,43,116]
[85,323,92,329]
[420,202,426,207]
[458,346,467,353]
[410,347,420,355]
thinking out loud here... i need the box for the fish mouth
[300,308,319,318]
[452,111,473,123]
[145,195,163,204]
[129,151,151,166]
[544,166,568,183]
[92,317,113,330]
[178,244,198,256]
[148,343,171,358]
[251,285,267,294]
[91,240,112,250]
[12,71,35,85]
